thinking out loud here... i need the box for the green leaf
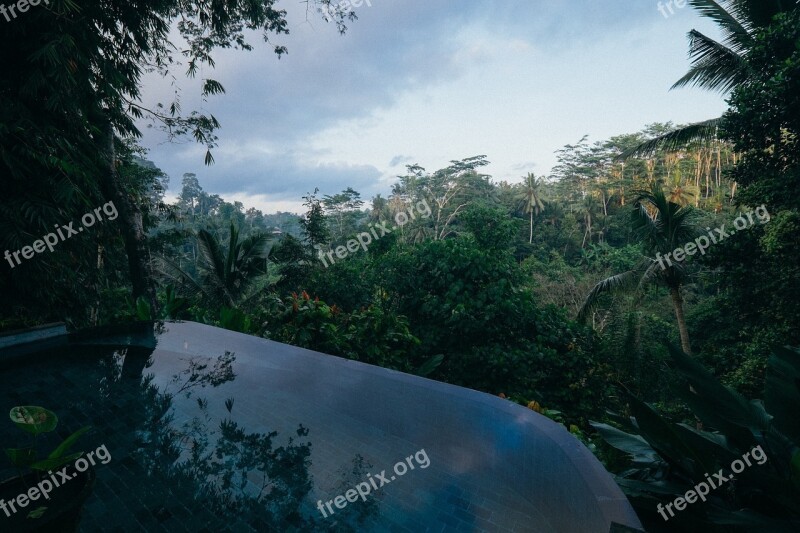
[627,394,710,477]
[202,79,226,96]
[416,354,444,377]
[27,506,48,519]
[792,448,800,483]
[48,426,90,460]
[590,422,660,464]
[4,447,36,468]
[615,477,691,497]
[9,406,58,435]
[766,346,800,443]
[219,307,250,333]
[666,344,767,444]
[30,452,82,472]
[135,296,152,321]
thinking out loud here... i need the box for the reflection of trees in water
[136,371,315,530]
[170,351,237,395]
[110,329,378,531]
[0,324,381,530]
[325,454,382,531]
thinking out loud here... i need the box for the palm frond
[618,118,723,159]
[632,188,701,252]
[639,258,684,290]
[687,0,752,51]
[578,270,642,323]
[154,254,209,302]
[631,200,668,252]
[671,30,748,93]
[197,229,227,282]
[227,222,241,281]
[196,228,237,306]
[240,232,272,262]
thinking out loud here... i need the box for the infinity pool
[0,322,641,532]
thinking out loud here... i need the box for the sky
[137,0,729,214]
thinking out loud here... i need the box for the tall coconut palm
[623,0,798,157]
[578,187,700,354]
[517,173,546,244]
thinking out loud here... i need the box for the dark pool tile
[471,515,496,532]
[453,506,479,524]
[437,511,464,529]
[428,522,457,533]
[467,502,492,521]
[444,484,464,498]
[447,494,471,510]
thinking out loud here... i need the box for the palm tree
[577,195,599,249]
[517,173,546,244]
[368,194,390,224]
[158,223,271,308]
[624,0,798,157]
[664,173,701,207]
[578,187,700,354]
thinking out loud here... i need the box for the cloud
[510,161,538,173]
[389,155,414,167]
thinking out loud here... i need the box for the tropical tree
[368,194,391,224]
[624,0,799,157]
[299,189,331,251]
[158,224,271,309]
[576,195,601,249]
[517,173,546,243]
[322,187,364,239]
[579,187,700,354]
[664,173,702,207]
[392,156,493,241]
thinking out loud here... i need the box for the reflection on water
[99,325,377,531]
[2,322,561,532]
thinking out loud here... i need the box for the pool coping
[0,322,68,360]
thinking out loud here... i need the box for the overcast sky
[137,0,728,213]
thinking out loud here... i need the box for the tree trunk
[581,212,592,248]
[100,120,159,315]
[669,286,692,355]
[529,212,533,244]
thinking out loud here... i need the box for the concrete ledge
[0,323,68,361]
